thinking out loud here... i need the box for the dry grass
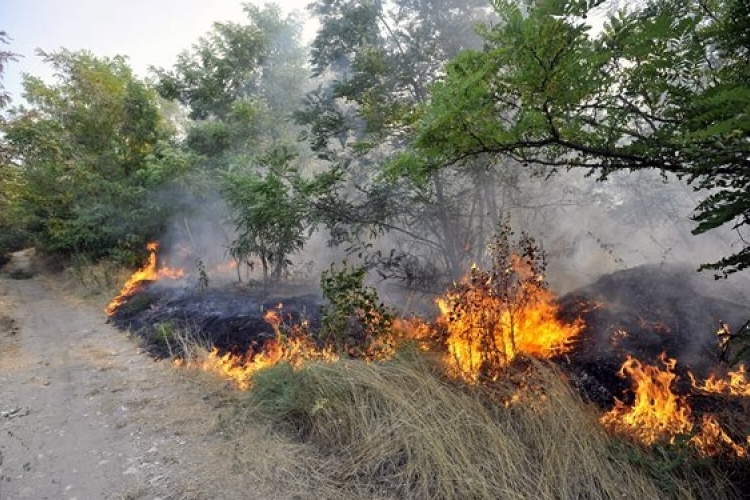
[46,258,741,499]
[221,351,735,500]
[59,256,134,302]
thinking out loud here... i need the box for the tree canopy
[410,0,750,276]
[1,0,748,288]
[153,4,319,279]
[0,49,186,260]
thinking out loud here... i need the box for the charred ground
[105,263,750,496]
[111,263,750,401]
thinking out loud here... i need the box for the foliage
[319,261,394,358]
[222,147,311,285]
[0,32,25,257]
[438,222,548,379]
[0,30,18,111]
[154,4,307,159]
[412,0,750,277]
[0,50,187,261]
[725,318,750,367]
[298,0,498,278]
[195,258,209,292]
[154,5,318,275]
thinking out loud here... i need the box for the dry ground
[0,267,312,499]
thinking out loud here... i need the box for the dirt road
[0,276,266,500]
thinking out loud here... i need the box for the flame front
[691,364,750,397]
[602,354,749,457]
[105,242,185,315]
[692,414,748,458]
[601,354,693,445]
[438,280,583,381]
[185,307,337,389]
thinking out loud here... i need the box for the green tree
[1,49,185,260]
[0,30,18,110]
[153,4,320,279]
[299,0,498,280]
[154,4,307,163]
[0,31,25,258]
[412,0,750,276]
[221,147,311,285]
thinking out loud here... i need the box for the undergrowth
[224,352,734,500]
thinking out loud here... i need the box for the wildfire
[692,414,748,458]
[183,306,337,389]
[691,364,750,397]
[438,273,583,382]
[601,353,749,457]
[105,242,185,315]
[600,354,693,445]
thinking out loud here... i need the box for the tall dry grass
[223,351,735,500]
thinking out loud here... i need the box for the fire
[212,260,239,273]
[600,354,693,445]
[438,270,583,381]
[602,354,749,457]
[691,364,750,397]
[197,337,338,389]
[105,242,185,315]
[184,305,337,389]
[692,414,748,458]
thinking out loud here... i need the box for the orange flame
[212,260,239,273]
[438,279,583,382]
[692,414,748,458]
[602,354,749,457]
[182,305,337,389]
[105,242,185,315]
[691,364,750,397]
[600,354,692,445]
[191,338,338,390]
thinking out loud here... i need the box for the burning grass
[692,364,750,397]
[174,306,337,389]
[601,354,750,461]
[437,229,584,381]
[601,354,694,446]
[105,242,185,315]
[226,353,729,500]
[105,233,750,497]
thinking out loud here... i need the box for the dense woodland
[0,0,748,284]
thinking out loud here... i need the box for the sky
[1,0,315,106]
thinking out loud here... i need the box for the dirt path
[0,276,268,500]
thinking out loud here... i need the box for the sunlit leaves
[0,50,174,259]
[222,147,311,283]
[411,0,750,276]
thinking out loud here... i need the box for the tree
[0,30,18,110]
[411,0,750,277]
[154,4,307,162]
[221,147,310,285]
[298,0,499,280]
[0,49,184,260]
[0,31,25,258]
[153,4,320,279]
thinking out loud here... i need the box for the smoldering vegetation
[4,0,750,498]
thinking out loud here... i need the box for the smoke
[499,168,750,303]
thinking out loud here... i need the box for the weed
[319,261,394,358]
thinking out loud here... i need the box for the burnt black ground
[559,264,750,377]
[109,280,323,358]
[107,264,750,496]
[110,264,750,399]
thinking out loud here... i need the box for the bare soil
[0,275,287,500]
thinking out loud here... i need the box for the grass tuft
[224,351,732,500]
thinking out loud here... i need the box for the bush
[319,261,394,358]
